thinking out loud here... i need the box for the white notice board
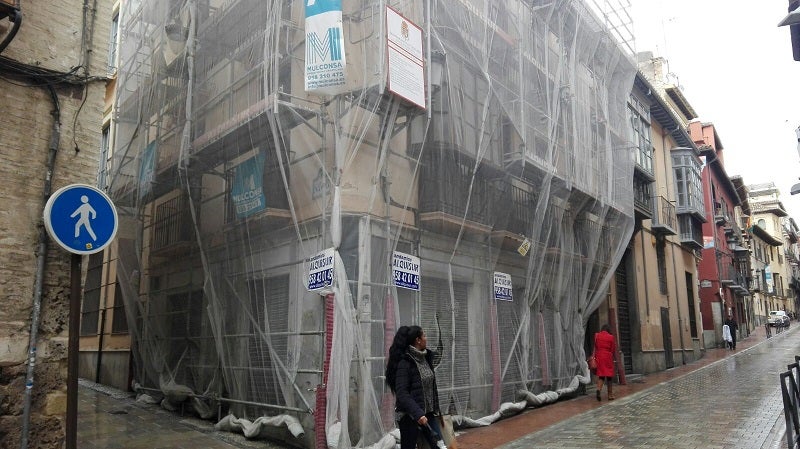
[386,7,426,109]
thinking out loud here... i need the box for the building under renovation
[103,0,637,446]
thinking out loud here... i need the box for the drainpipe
[20,84,61,449]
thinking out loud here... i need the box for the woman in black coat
[385,325,446,449]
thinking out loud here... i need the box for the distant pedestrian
[722,323,732,349]
[724,315,738,350]
[593,324,617,401]
[385,325,448,449]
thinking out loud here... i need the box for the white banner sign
[393,251,420,291]
[386,7,425,109]
[305,0,347,94]
[494,272,513,301]
[307,248,335,291]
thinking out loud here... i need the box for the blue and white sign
[43,184,118,255]
[493,272,513,301]
[393,251,420,291]
[138,141,157,199]
[304,0,347,94]
[307,248,335,291]
[765,265,774,294]
[231,153,266,218]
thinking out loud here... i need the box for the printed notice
[393,251,420,291]
[307,248,335,291]
[494,272,513,301]
[386,7,425,109]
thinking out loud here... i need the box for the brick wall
[0,0,112,447]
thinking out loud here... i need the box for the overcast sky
[629,1,800,220]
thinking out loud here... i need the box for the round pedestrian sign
[43,184,118,255]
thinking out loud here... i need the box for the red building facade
[691,122,748,348]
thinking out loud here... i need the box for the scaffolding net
[109,0,636,446]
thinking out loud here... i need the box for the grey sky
[630,0,800,220]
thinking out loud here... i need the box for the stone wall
[0,0,112,447]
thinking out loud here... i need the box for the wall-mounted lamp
[165,20,189,42]
[429,50,446,92]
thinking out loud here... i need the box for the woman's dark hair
[385,325,423,393]
[601,324,611,333]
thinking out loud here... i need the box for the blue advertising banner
[231,153,266,218]
[393,251,420,291]
[138,141,157,199]
[304,0,346,94]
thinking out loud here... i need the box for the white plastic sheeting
[108,0,636,447]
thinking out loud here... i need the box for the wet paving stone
[500,329,800,449]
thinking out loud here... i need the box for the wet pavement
[458,324,796,449]
[78,380,283,449]
[79,325,798,448]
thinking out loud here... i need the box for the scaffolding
[109,0,637,446]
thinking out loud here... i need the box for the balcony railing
[419,151,493,233]
[678,214,703,249]
[152,194,194,253]
[651,195,677,236]
[721,266,749,296]
[502,182,535,236]
[633,177,653,221]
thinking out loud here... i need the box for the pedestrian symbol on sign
[44,184,118,255]
[70,195,97,240]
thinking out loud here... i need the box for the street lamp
[778,0,800,61]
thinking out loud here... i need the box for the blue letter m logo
[307,27,343,63]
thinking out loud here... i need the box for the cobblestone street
[78,326,799,449]
[499,328,797,449]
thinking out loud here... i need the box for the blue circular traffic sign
[43,184,118,255]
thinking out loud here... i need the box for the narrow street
[78,326,799,449]
[500,327,797,449]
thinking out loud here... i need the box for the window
[246,275,290,414]
[758,218,766,229]
[657,236,667,294]
[109,282,128,334]
[672,150,703,215]
[108,12,119,74]
[628,100,652,174]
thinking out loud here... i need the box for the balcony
[721,266,749,296]
[633,176,654,222]
[714,207,729,226]
[151,194,195,256]
[678,214,703,250]
[419,151,494,236]
[651,195,677,236]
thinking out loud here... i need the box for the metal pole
[66,253,82,449]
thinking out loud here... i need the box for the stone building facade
[0,1,112,447]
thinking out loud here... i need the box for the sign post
[43,184,118,449]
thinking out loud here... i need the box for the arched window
[758,218,766,229]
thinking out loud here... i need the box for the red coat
[593,330,616,377]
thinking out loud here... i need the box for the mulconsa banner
[304,0,347,94]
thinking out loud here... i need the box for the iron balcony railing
[678,214,703,249]
[418,151,493,228]
[779,356,800,449]
[651,195,677,236]
[152,194,194,251]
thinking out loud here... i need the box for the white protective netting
[109,0,636,446]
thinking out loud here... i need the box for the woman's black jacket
[394,348,441,422]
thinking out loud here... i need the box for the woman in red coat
[593,324,617,401]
